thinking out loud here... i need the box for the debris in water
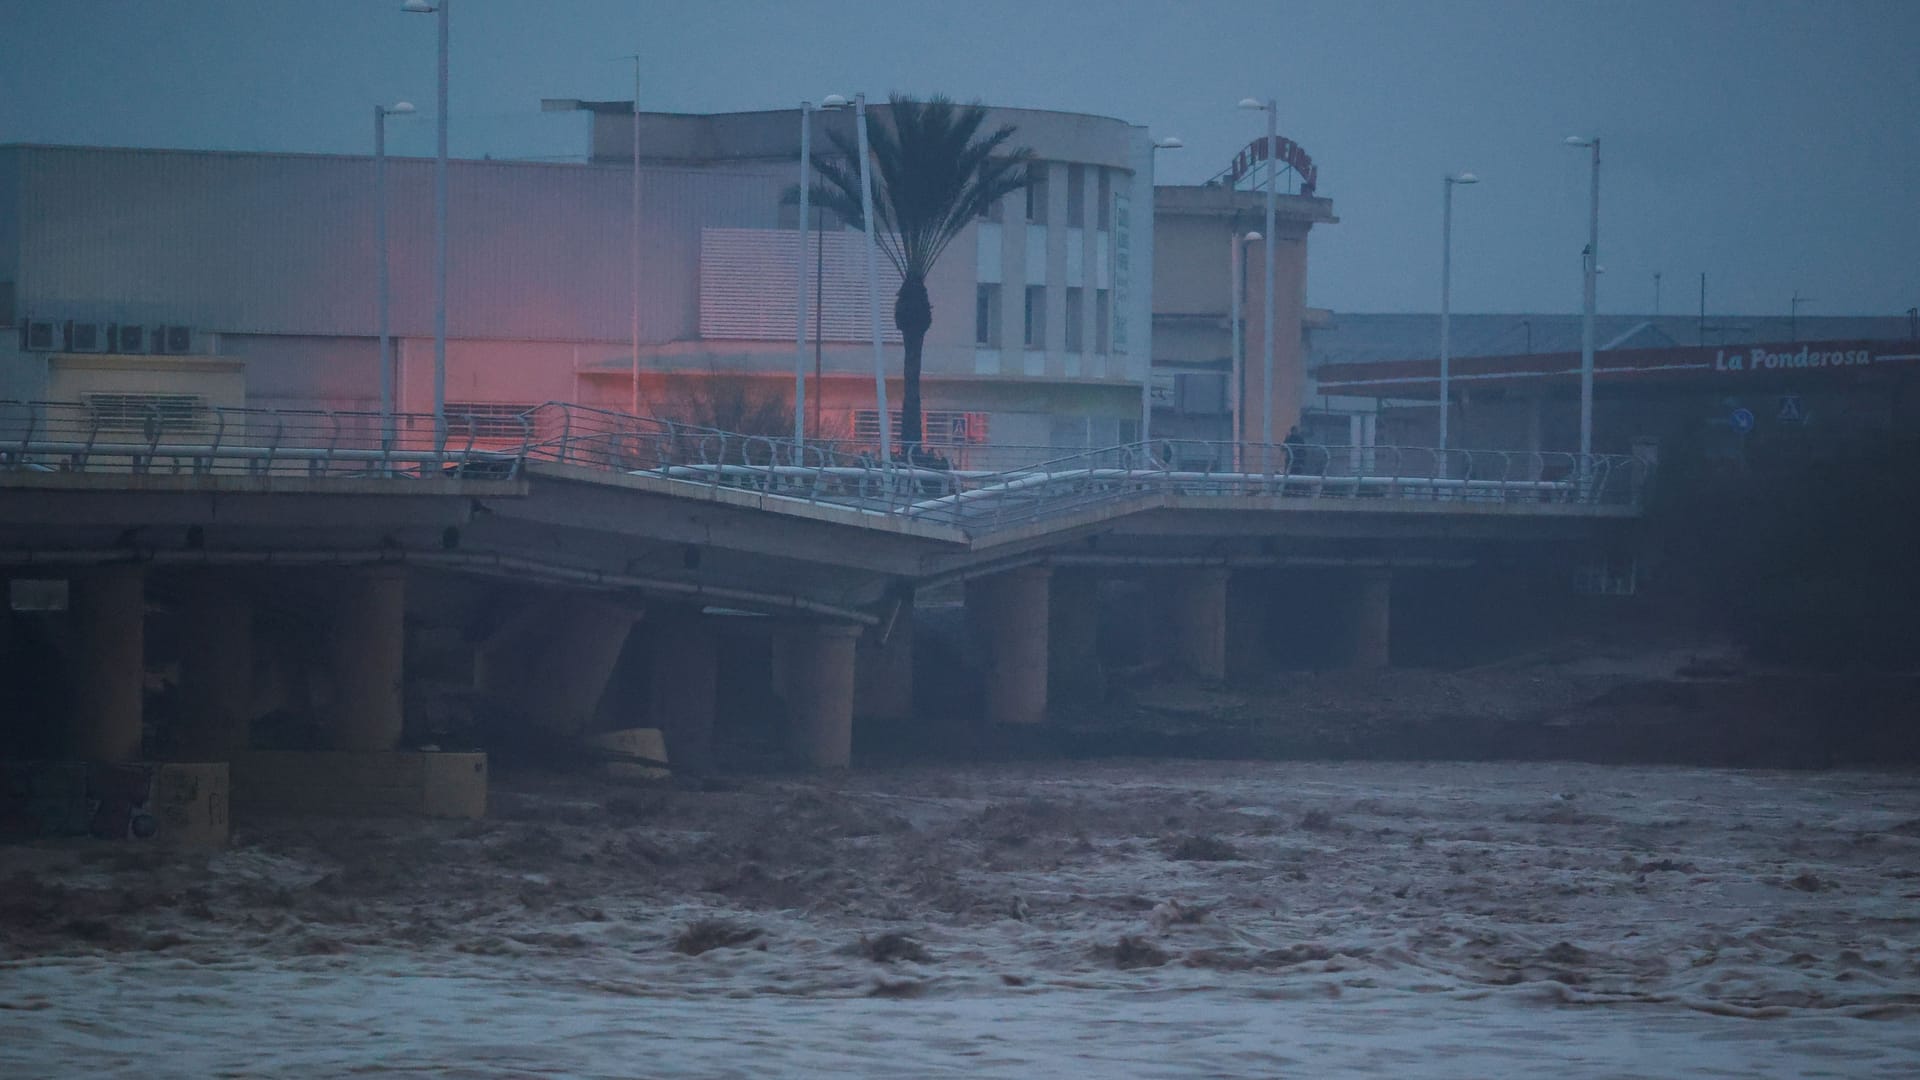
[672,918,764,956]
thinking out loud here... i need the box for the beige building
[1150,174,1336,465]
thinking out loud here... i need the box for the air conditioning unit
[64,321,107,353]
[154,325,194,355]
[19,319,59,351]
[110,324,148,354]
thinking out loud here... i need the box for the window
[86,392,207,433]
[1064,287,1085,353]
[978,194,1003,223]
[1024,285,1046,348]
[1066,164,1085,225]
[1095,289,1111,353]
[1096,170,1112,230]
[854,409,989,447]
[446,403,538,440]
[1025,166,1048,224]
[975,284,1001,346]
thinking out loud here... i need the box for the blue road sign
[1729,407,1756,434]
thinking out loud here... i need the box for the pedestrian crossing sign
[1777,395,1806,423]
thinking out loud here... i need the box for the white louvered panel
[700,228,903,343]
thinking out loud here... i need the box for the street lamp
[403,0,448,453]
[794,97,849,451]
[1439,171,1477,455]
[1142,134,1183,446]
[1565,135,1600,465]
[1230,230,1261,466]
[1239,97,1278,472]
[621,56,641,417]
[374,100,416,455]
[852,92,890,463]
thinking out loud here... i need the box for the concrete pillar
[967,566,1050,726]
[529,599,644,735]
[784,622,861,768]
[647,605,718,772]
[854,595,914,723]
[1342,570,1392,670]
[1165,567,1231,681]
[70,565,146,761]
[325,567,406,752]
[1047,570,1103,704]
[176,579,254,758]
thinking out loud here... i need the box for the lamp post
[793,96,849,451]
[1229,230,1260,466]
[1140,135,1182,448]
[1790,290,1815,342]
[1239,98,1279,473]
[402,0,447,453]
[853,92,889,464]
[374,100,416,454]
[623,56,641,416]
[1439,172,1477,455]
[1565,136,1600,464]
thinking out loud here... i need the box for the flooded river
[5,761,1918,1076]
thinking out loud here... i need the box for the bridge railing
[0,399,527,478]
[519,404,1645,532]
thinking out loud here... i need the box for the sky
[2,0,1915,318]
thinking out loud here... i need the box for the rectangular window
[86,392,207,434]
[1025,166,1048,224]
[1096,170,1112,229]
[1066,164,1085,225]
[1095,289,1111,353]
[979,194,1003,223]
[975,284,1001,346]
[1024,285,1046,348]
[446,403,538,440]
[854,410,989,447]
[1064,287,1085,353]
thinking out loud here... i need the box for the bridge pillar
[325,567,406,751]
[71,564,146,761]
[176,578,254,758]
[784,621,861,768]
[967,566,1050,726]
[517,598,645,736]
[1166,567,1231,681]
[1048,570,1104,704]
[648,605,718,772]
[1340,569,1393,670]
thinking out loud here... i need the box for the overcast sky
[2,0,1914,318]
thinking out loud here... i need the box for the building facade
[1,102,1162,463]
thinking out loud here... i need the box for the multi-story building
[0,102,1163,463]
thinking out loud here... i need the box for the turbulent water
[4,760,1918,1077]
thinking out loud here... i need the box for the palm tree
[806,95,1032,455]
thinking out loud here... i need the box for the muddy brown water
[4,759,1919,1076]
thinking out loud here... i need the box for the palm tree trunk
[894,274,933,455]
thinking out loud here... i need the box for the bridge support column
[967,566,1050,726]
[1166,567,1231,681]
[1048,570,1104,704]
[71,564,146,761]
[325,567,406,751]
[1340,570,1392,670]
[648,605,717,772]
[525,599,645,735]
[785,622,861,768]
[177,578,254,758]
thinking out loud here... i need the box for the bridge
[2,399,1644,816]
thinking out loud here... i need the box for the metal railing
[4,399,1646,533]
[0,400,526,479]
[519,404,1646,533]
